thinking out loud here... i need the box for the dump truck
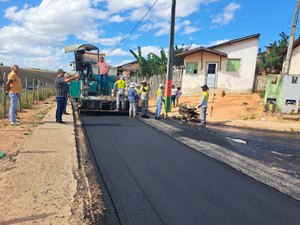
[64,44,128,113]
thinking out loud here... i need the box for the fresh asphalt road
[82,115,300,225]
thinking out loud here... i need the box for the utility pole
[283,0,300,75]
[165,0,176,113]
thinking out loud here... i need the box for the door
[206,63,217,88]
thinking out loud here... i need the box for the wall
[253,75,268,92]
[181,52,221,95]
[264,74,284,108]
[289,45,300,75]
[213,38,259,92]
[282,75,300,114]
[181,38,259,96]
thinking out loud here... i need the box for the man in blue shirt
[127,83,138,118]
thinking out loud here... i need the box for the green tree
[149,47,167,75]
[130,44,192,77]
[130,47,151,77]
[259,32,289,73]
[173,44,192,67]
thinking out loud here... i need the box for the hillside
[0,66,56,85]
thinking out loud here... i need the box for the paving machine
[64,44,128,113]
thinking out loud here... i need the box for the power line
[108,0,159,53]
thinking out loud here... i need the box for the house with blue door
[177,34,260,95]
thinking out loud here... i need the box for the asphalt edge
[142,117,300,201]
[71,101,104,224]
[72,101,121,225]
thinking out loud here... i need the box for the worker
[198,84,209,127]
[96,54,109,91]
[114,76,126,111]
[134,83,141,113]
[171,85,178,108]
[139,80,150,118]
[128,83,138,118]
[155,84,165,120]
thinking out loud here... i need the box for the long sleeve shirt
[128,87,138,103]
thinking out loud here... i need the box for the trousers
[9,93,19,123]
[56,97,66,122]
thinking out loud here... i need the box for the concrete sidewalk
[0,105,80,224]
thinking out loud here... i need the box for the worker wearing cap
[54,69,79,123]
[114,76,126,111]
[155,84,165,120]
[128,83,138,118]
[198,84,209,127]
[139,80,150,118]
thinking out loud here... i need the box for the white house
[177,34,260,95]
[285,37,300,75]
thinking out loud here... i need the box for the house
[263,37,300,114]
[116,61,139,77]
[177,34,260,95]
[283,36,300,75]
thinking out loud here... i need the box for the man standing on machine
[96,53,109,91]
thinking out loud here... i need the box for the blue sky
[0,0,298,71]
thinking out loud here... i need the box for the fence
[0,74,55,119]
[127,68,183,98]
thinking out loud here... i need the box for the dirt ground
[148,91,298,124]
[0,98,106,225]
[0,99,53,173]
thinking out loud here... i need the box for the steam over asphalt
[82,115,300,225]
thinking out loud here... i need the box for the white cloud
[104,48,131,57]
[97,36,123,46]
[211,2,240,25]
[130,46,164,57]
[0,0,113,69]
[106,0,147,13]
[109,14,128,23]
[183,26,201,35]
[0,0,221,69]
[106,0,218,37]
[116,59,135,67]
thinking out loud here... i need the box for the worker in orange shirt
[96,54,109,91]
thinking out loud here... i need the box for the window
[292,76,298,84]
[186,62,198,74]
[227,59,241,72]
[207,64,216,74]
[271,76,277,84]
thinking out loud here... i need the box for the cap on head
[130,82,135,88]
[57,68,66,74]
[141,80,147,84]
[201,84,209,90]
[159,83,164,88]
